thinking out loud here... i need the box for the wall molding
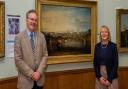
[0,67,128,81]
[0,67,128,89]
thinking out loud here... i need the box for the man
[14,9,48,89]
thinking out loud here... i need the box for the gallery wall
[0,0,128,79]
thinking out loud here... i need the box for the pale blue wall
[0,0,128,79]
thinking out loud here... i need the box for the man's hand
[32,72,40,81]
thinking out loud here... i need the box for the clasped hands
[31,72,41,81]
[99,76,111,87]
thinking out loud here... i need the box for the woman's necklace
[101,42,108,48]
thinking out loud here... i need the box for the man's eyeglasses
[28,18,37,22]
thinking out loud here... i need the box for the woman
[93,25,118,89]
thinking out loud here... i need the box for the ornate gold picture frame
[0,1,5,58]
[116,9,128,52]
[36,0,97,64]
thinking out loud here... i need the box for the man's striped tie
[30,32,35,53]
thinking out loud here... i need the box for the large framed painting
[36,0,97,64]
[0,1,5,58]
[117,9,128,52]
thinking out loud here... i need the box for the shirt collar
[26,29,35,38]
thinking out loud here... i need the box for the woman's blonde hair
[99,25,111,42]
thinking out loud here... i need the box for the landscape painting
[41,5,91,56]
[117,9,128,52]
[36,0,97,64]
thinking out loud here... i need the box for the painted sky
[41,4,91,33]
[121,14,128,31]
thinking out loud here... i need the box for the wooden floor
[0,67,128,89]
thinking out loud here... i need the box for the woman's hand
[104,80,111,86]
[99,76,107,85]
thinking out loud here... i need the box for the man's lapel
[23,30,34,56]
